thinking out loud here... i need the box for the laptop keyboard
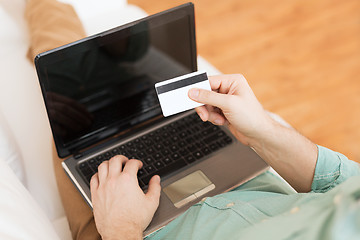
[78,112,233,189]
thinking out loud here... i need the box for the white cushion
[0,157,59,239]
[59,0,128,27]
[79,5,148,36]
[0,111,26,185]
[0,1,65,223]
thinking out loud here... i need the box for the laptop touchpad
[163,170,215,208]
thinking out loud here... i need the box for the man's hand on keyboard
[90,155,161,239]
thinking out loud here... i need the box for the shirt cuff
[311,145,360,193]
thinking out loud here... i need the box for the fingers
[208,75,222,91]
[108,155,128,177]
[98,156,142,184]
[189,88,230,110]
[123,159,143,176]
[209,74,247,94]
[90,173,99,199]
[98,155,128,182]
[207,111,227,125]
[98,160,109,183]
[190,74,249,124]
[146,175,161,203]
[195,105,208,121]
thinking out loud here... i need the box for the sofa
[0,0,292,239]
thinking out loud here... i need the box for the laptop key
[154,152,163,160]
[185,155,196,164]
[146,147,155,154]
[104,152,112,159]
[154,161,165,169]
[144,156,154,164]
[185,137,194,144]
[170,153,181,161]
[137,151,146,158]
[145,164,156,174]
[187,145,197,152]
[202,121,213,128]
[161,148,170,156]
[170,145,178,152]
[223,136,233,144]
[201,147,211,156]
[217,140,226,147]
[204,131,226,144]
[195,142,203,148]
[137,143,145,149]
[137,169,146,178]
[118,150,129,157]
[144,139,153,146]
[163,157,172,165]
[209,125,220,133]
[154,144,163,150]
[89,158,96,165]
[141,159,187,186]
[118,145,126,150]
[162,132,170,138]
[79,164,93,177]
[179,131,188,138]
[178,141,186,147]
[193,151,204,159]
[209,143,219,151]
[179,149,190,156]
[138,179,145,189]
[163,140,171,146]
[201,129,210,136]
[79,162,88,169]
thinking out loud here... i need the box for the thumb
[188,88,229,110]
[146,175,161,203]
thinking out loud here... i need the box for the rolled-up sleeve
[311,145,360,193]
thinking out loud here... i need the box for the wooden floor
[129,0,360,162]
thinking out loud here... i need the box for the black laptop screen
[35,4,197,157]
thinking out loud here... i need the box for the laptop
[34,3,268,236]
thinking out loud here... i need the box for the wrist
[101,222,142,240]
[245,117,280,149]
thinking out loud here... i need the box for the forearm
[248,119,318,193]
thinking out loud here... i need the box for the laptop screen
[35,3,197,158]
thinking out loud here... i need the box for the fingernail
[198,112,204,121]
[214,119,222,125]
[189,89,199,99]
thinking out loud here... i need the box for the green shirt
[148,146,360,239]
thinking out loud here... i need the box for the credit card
[155,71,211,117]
